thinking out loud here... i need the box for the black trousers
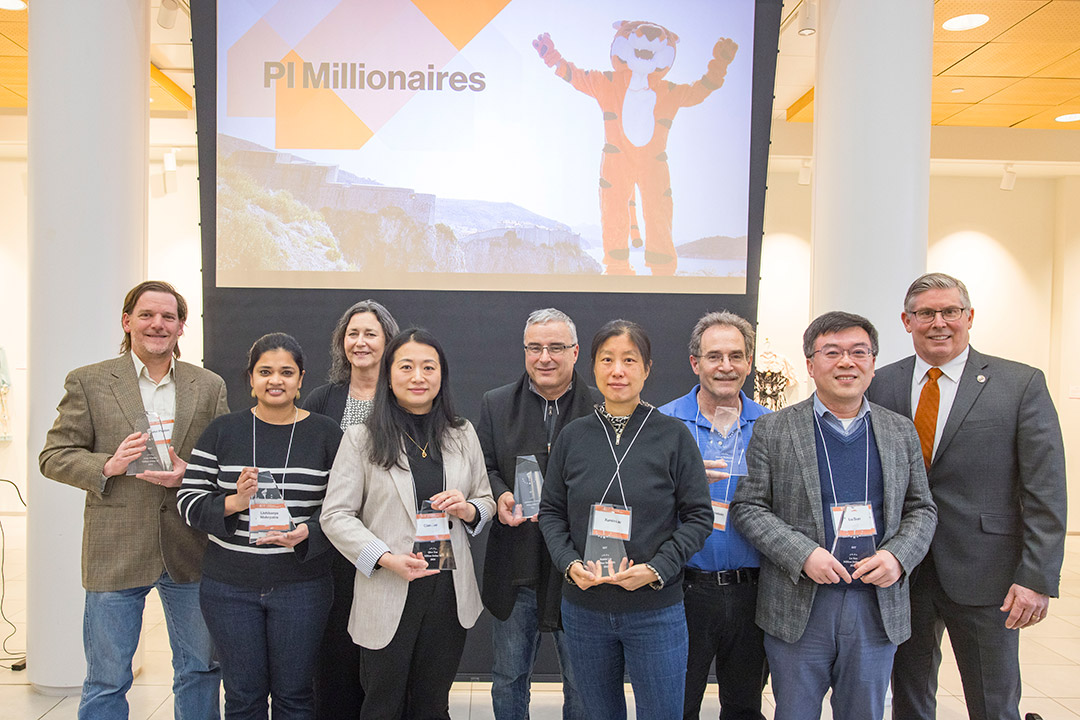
[682,575,768,720]
[358,571,467,720]
[315,552,364,720]
[891,557,1022,720]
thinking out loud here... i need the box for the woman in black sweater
[539,320,712,720]
[303,300,398,719]
[179,333,342,720]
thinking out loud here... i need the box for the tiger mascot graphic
[533,21,738,275]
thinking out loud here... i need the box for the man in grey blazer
[731,311,936,720]
[866,273,1067,720]
[40,281,228,720]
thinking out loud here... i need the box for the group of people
[38,271,1066,720]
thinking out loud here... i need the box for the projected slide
[216,0,755,293]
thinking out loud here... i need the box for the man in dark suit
[866,272,1067,720]
[477,308,597,720]
[40,281,229,720]
[731,311,936,720]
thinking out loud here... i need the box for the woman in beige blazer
[322,328,495,720]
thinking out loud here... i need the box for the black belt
[684,567,759,585]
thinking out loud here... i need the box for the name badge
[712,501,729,531]
[415,511,451,541]
[589,503,632,541]
[831,503,877,537]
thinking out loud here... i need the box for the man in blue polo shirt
[659,310,770,720]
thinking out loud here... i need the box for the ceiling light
[798,1,817,36]
[1055,113,1080,123]
[1000,164,1016,192]
[943,14,989,32]
[157,0,179,30]
[951,87,965,94]
[0,0,27,10]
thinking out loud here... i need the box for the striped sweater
[178,409,343,588]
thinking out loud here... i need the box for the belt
[684,567,759,586]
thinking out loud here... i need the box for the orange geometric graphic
[409,0,512,50]
[275,50,373,150]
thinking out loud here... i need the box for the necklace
[252,406,299,492]
[402,429,429,458]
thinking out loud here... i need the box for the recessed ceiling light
[1055,113,1080,123]
[943,14,989,32]
[951,87,965,94]
[0,0,27,10]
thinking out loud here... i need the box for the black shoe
[1024,714,1044,720]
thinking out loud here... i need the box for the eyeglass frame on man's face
[809,345,875,362]
[693,351,748,366]
[524,343,576,356]
[906,307,968,324]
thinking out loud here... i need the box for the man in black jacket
[478,308,597,720]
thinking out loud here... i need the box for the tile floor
[0,514,1078,719]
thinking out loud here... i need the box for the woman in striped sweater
[178,333,342,720]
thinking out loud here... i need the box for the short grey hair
[524,308,578,345]
[802,311,879,358]
[688,311,755,358]
[903,272,972,312]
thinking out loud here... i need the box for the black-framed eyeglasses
[524,343,576,356]
[908,307,967,323]
[811,347,874,362]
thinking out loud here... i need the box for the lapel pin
[977,374,986,383]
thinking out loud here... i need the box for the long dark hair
[366,328,465,469]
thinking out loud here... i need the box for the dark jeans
[200,575,333,720]
[683,574,767,720]
[315,552,364,720]
[560,598,689,720]
[358,572,467,720]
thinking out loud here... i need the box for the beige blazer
[39,353,229,591]
[322,420,495,650]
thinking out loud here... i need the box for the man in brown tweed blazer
[40,281,228,720]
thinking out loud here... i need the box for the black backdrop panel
[192,0,781,681]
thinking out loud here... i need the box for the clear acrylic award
[830,503,878,575]
[513,455,544,518]
[584,503,630,578]
[413,500,457,570]
[126,412,170,475]
[248,470,294,543]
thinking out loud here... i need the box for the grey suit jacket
[39,353,229,592]
[730,398,936,645]
[866,347,1067,604]
[321,421,496,650]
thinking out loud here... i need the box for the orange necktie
[914,367,943,470]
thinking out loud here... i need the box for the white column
[810,0,933,363]
[27,0,149,693]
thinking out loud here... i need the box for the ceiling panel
[1034,48,1080,77]
[0,84,24,107]
[932,103,970,123]
[931,75,1017,102]
[0,55,26,84]
[937,102,1046,125]
[933,0,1049,43]
[1012,102,1080,127]
[994,2,1080,42]
[933,42,985,74]
[942,41,1077,76]
[0,33,22,55]
[984,76,1080,103]
[0,20,27,47]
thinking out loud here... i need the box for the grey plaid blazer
[730,397,936,645]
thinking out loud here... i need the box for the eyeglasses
[695,352,747,365]
[907,307,967,323]
[811,346,874,362]
[524,343,576,356]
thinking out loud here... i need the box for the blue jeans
[491,586,587,720]
[765,587,896,720]
[80,571,220,720]
[560,599,688,720]
[200,575,333,720]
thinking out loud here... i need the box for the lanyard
[252,408,297,496]
[596,406,653,508]
[813,413,870,508]
[695,407,737,504]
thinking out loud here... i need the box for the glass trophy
[703,407,748,479]
[248,470,294,543]
[513,455,543,518]
[830,503,878,575]
[584,504,630,578]
[126,412,170,475]
[413,500,457,570]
